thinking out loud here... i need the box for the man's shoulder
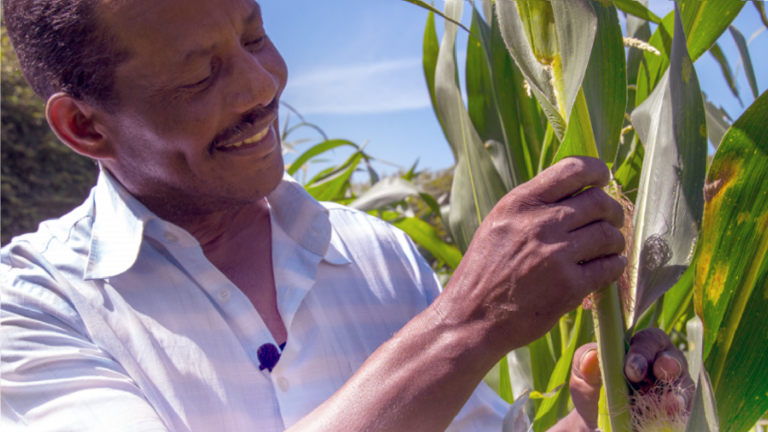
[2,193,94,279]
[320,201,413,248]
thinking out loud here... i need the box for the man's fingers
[572,343,602,387]
[569,221,626,264]
[557,186,625,232]
[525,157,611,204]
[576,254,627,298]
[625,327,685,383]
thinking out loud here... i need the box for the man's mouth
[219,125,271,149]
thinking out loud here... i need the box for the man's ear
[46,93,116,160]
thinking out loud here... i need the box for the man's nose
[225,49,280,112]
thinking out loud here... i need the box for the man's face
[98,0,287,217]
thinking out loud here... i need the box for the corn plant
[399,0,768,431]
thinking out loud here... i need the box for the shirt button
[217,288,231,302]
[163,231,178,242]
[277,377,290,392]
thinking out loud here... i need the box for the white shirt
[1,170,508,431]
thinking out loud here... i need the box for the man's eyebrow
[244,2,262,26]
[179,3,261,65]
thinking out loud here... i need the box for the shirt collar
[84,170,349,280]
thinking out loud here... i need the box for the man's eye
[184,75,212,89]
[245,36,265,50]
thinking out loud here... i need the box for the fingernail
[659,353,683,381]
[580,348,597,365]
[626,354,647,381]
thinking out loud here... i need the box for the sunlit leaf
[551,88,599,165]
[582,0,627,165]
[392,217,463,270]
[304,152,363,201]
[496,0,597,141]
[403,0,475,37]
[613,137,644,204]
[613,0,661,24]
[348,176,421,211]
[703,96,732,150]
[709,43,741,106]
[423,11,455,162]
[628,3,707,327]
[533,308,586,431]
[680,0,746,62]
[467,8,523,188]
[728,26,760,101]
[660,264,694,334]
[502,392,531,432]
[694,90,768,432]
[287,139,358,177]
[685,368,720,432]
[435,0,507,253]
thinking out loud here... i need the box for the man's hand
[555,327,695,431]
[435,156,627,354]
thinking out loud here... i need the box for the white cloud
[282,58,432,115]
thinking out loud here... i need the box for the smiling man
[1,0,692,431]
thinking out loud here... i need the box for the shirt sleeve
[1,249,170,432]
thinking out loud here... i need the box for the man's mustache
[210,98,279,149]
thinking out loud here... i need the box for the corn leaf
[756,1,768,29]
[612,0,661,24]
[287,139,358,177]
[423,11,455,161]
[635,1,744,108]
[685,368,721,432]
[694,90,768,432]
[703,97,732,150]
[680,0,746,62]
[403,0,474,37]
[628,3,707,327]
[495,0,597,141]
[551,88,599,165]
[729,26,760,101]
[466,8,523,189]
[613,137,644,204]
[660,264,694,334]
[532,307,586,432]
[582,0,627,165]
[709,43,741,106]
[435,0,507,253]
[348,176,420,211]
[304,152,363,201]
[624,1,652,116]
[392,217,463,270]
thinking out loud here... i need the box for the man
[0,0,692,430]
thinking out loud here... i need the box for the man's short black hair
[3,0,129,109]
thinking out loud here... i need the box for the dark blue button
[257,343,280,372]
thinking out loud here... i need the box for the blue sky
[261,1,768,181]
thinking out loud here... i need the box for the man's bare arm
[289,157,628,431]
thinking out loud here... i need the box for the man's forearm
[286,301,502,432]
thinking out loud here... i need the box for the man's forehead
[101,0,262,75]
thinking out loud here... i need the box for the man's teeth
[223,126,270,148]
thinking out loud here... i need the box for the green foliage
[1,26,99,245]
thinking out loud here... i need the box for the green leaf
[582,0,627,165]
[613,137,644,204]
[680,0,746,62]
[304,152,363,201]
[628,3,707,327]
[694,90,768,432]
[634,11,674,109]
[392,217,463,271]
[551,88,599,165]
[402,0,476,37]
[489,3,542,181]
[537,121,559,173]
[348,176,421,211]
[624,2,652,124]
[423,11,455,161]
[613,0,661,23]
[703,96,732,150]
[533,308,585,432]
[729,25,760,101]
[660,264,694,334]
[498,356,515,404]
[466,8,523,189]
[287,139,358,177]
[709,43,741,106]
[435,0,507,253]
[527,334,556,413]
[685,368,720,432]
[496,0,597,141]
[755,1,768,29]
